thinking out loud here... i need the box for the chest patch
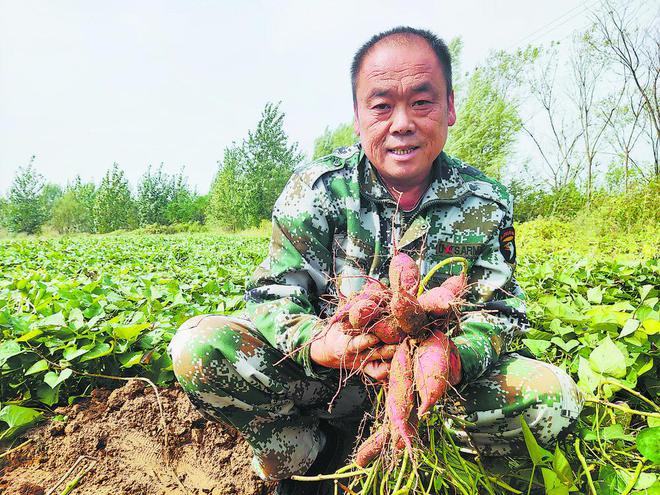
[435,241,483,258]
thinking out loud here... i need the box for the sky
[0,0,608,195]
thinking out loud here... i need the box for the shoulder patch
[499,227,516,264]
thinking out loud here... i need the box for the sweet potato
[329,281,388,325]
[440,273,466,297]
[387,339,415,452]
[390,290,428,335]
[355,427,388,468]
[418,274,466,316]
[349,298,383,329]
[370,317,406,344]
[413,331,452,417]
[389,252,420,295]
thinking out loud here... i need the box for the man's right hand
[310,322,397,381]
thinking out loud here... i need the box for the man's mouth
[388,146,419,156]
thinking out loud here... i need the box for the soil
[0,381,276,495]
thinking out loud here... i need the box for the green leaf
[78,342,113,362]
[34,311,66,328]
[63,347,89,361]
[521,416,552,466]
[639,284,654,301]
[550,337,579,353]
[0,340,23,366]
[552,445,574,486]
[578,356,603,394]
[0,405,43,440]
[43,368,73,388]
[523,338,552,357]
[118,351,143,368]
[589,336,627,378]
[16,328,43,342]
[648,417,660,428]
[587,286,603,304]
[637,427,660,463]
[113,322,151,340]
[619,318,640,338]
[25,359,49,375]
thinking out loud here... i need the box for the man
[169,27,583,493]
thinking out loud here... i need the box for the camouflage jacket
[245,145,528,384]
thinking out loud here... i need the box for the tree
[446,48,534,178]
[208,102,303,230]
[40,183,63,220]
[522,43,584,190]
[312,123,357,159]
[94,163,136,233]
[165,173,206,224]
[137,164,174,226]
[6,157,48,234]
[569,31,621,202]
[50,178,96,233]
[591,0,659,176]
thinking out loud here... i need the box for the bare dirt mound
[0,381,276,495]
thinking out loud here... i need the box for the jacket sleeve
[243,170,335,377]
[452,196,529,384]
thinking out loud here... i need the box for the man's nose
[390,105,415,134]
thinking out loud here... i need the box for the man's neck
[382,175,431,212]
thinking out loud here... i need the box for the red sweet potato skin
[387,339,415,452]
[349,299,383,329]
[370,317,406,344]
[440,273,467,297]
[355,428,388,468]
[413,331,452,417]
[390,290,428,335]
[418,286,454,316]
[389,253,420,295]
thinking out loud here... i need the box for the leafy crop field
[0,223,658,494]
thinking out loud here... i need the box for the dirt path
[0,381,276,495]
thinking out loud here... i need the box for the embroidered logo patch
[499,227,516,263]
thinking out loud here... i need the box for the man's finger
[363,361,390,381]
[346,332,381,353]
[361,344,397,362]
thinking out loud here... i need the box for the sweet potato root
[387,339,415,452]
[389,252,420,295]
[349,298,384,329]
[390,290,428,335]
[414,331,452,417]
[355,428,388,468]
[418,273,466,316]
[370,317,406,344]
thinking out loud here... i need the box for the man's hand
[310,322,396,381]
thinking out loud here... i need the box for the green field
[0,222,658,493]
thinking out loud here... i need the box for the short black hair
[350,26,453,104]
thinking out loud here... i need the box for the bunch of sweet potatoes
[330,252,467,468]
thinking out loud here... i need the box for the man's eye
[413,100,431,106]
[372,103,390,111]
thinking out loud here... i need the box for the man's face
[353,37,456,189]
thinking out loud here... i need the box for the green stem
[392,451,409,493]
[574,438,597,495]
[621,461,644,495]
[291,470,368,482]
[585,397,660,419]
[418,257,469,296]
[602,379,660,412]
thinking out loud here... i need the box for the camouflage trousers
[169,315,583,481]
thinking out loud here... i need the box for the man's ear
[353,105,360,136]
[447,91,456,127]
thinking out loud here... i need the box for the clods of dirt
[0,381,276,495]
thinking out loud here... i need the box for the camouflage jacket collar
[358,148,471,208]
